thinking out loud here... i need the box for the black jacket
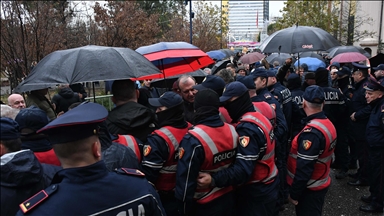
[106,101,156,142]
[1,150,60,216]
[51,87,81,113]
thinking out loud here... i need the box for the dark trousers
[368,148,384,208]
[159,191,179,216]
[275,138,288,207]
[356,140,369,182]
[235,179,279,216]
[295,187,329,216]
[334,126,349,172]
[194,191,235,216]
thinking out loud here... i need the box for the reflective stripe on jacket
[287,119,337,190]
[189,123,238,204]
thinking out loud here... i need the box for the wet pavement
[280,168,383,216]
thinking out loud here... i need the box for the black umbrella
[259,25,340,54]
[265,53,293,65]
[326,46,371,58]
[299,52,324,61]
[150,69,206,89]
[211,60,231,75]
[14,45,161,93]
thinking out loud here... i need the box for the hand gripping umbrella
[14,45,161,93]
[135,42,214,80]
[259,25,340,54]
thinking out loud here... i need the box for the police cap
[219,81,248,103]
[364,78,384,92]
[0,117,20,140]
[352,62,369,73]
[193,75,226,92]
[303,85,325,104]
[249,68,268,79]
[148,91,182,108]
[336,66,351,77]
[37,102,108,144]
[373,64,384,71]
[236,75,255,89]
[266,70,276,77]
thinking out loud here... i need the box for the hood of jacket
[1,150,44,187]
[59,87,75,99]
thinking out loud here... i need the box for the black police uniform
[349,75,371,184]
[360,80,384,213]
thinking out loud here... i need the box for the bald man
[8,94,25,110]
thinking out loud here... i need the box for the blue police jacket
[366,97,384,149]
[252,87,288,142]
[321,86,347,128]
[350,77,371,140]
[289,111,329,200]
[17,160,165,216]
[175,115,224,214]
[270,82,293,126]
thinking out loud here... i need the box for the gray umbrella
[14,45,161,93]
[326,46,371,58]
[259,25,340,54]
[266,53,293,65]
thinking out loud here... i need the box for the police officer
[315,67,348,179]
[175,89,238,216]
[373,64,384,82]
[141,92,189,216]
[348,62,371,186]
[287,85,337,216]
[286,73,305,138]
[198,82,279,216]
[237,75,277,127]
[359,78,384,213]
[17,102,165,216]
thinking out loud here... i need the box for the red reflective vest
[115,135,142,162]
[239,112,278,184]
[252,101,276,128]
[34,149,61,166]
[189,123,238,204]
[152,125,190,191]
[287,118,337,191]
[219,107,232,123]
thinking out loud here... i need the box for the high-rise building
[225,0,269,42]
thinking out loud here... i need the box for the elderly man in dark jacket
[0,117,60,216]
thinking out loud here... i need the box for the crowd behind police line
[0,56,383,216]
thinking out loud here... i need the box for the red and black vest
[115,135,142,162]
[34,149,61,166]
[239,112,278,184]
[287,118,337,191]
[189,123,238,204]
[252,101,276,128]
[152,126,189,191]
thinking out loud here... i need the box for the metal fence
[85,94,114,111]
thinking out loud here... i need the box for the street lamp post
[185,0,193,44]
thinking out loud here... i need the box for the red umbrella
[239,52,265,64]
[331,52,368,64]
[135,42,214,80]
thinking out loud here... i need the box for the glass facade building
[226,0,269,42]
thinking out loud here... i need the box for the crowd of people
[1,53,384,216]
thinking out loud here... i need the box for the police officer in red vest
[175,89,238,216]
[141,91,189,216]
[198,81,279,216]
[287,85,337,216]
[113,133,143,163]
